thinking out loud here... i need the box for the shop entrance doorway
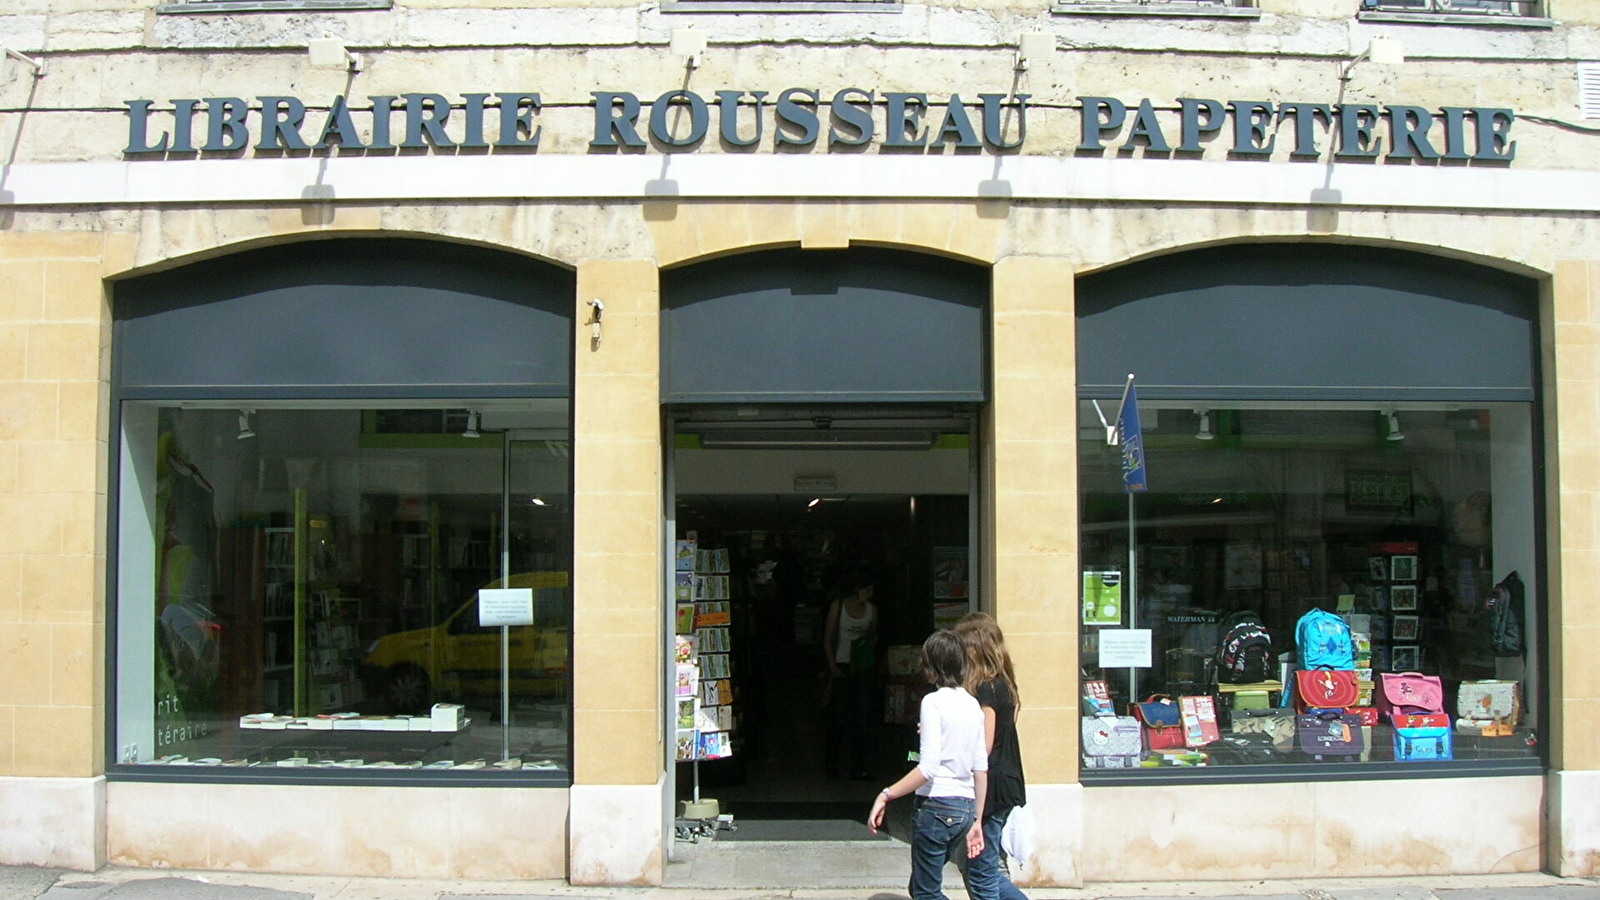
[665,405,978,848]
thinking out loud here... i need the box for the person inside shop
[868,629,987,900]
[822,569,880,779]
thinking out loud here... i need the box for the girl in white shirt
[868,629,988,900]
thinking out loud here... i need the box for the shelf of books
[674,534,737,762]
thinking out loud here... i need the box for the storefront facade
[1,0,1598,885]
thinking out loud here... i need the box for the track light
[237,409,255,440]
[1384,410,1405,442]
[462,410,481,439]
[1194,409,1215,441]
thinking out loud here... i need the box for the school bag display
[1295,608,1354,670]
[1216,611,1274,683]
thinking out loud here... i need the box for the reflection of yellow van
[362,573,569,713]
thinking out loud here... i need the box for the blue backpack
[1296,608,1354,669]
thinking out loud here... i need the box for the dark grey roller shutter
[1077,244,1537,402]
[662,248,988,404]
[114,238,573,399]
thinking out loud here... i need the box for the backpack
[1216,611,1274,684]
[1296,608,1354,669]
[1488,572,1524,657]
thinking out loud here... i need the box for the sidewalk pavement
[5,866,1600,900]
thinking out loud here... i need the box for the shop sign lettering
[121,90,1516,163]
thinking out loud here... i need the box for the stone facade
[0,0,1597,885]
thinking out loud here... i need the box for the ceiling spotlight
[237,409,255,440]
[462,410,481,439]
[807,497,822,509]
[530,497,547,506]
[1384,410,1405,442]
[1194,409,1215,441]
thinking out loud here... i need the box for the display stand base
[680,798,720,819]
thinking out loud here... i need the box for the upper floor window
[157,0,391,14]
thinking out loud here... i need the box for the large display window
[115,403,572,774]
[1074,243,1542,775]
[1078,403,1538,770]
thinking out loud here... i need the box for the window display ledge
[1083,757,1543,786]
[106,764,571,789]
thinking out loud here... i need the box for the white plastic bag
[1000,803,1035,866]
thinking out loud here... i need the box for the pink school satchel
[1374,672,1444,718]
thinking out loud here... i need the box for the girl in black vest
[956,612,1030,900]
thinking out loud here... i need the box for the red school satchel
[1134,694,1186,750]
[1295,667,1359,711]
[1375,672,1444,718]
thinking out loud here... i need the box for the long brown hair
[954,612,1019,708]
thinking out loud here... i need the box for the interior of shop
[669,407,974,839]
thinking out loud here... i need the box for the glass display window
[1078,403,1538,772]
[113,402,572,775]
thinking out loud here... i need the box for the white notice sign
[1098,629,1153,668]
[478,588,535,627]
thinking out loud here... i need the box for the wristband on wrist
[880,788,892,800]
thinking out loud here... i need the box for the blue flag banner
[1118,384,1148,493]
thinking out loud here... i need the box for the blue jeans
[960,808,1030,900]
[909,795,976,900]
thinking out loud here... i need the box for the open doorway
[667,405,977,841]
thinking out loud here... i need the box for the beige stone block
[573,437,661,496]
[940,206,1006,264]
[42,261,107,323]
[0,706,12,775]
[573,708,661,785]
[992,438,1075,495]
[992,492,1077,556]
[16,441,97,495]
[0,325,24,384]
[0,623,51,707]
[992,551,1081,633]
[1557,322,1600,346]
[1558,551,1600,615]
[1561,699,1600,770]
[0,555,19,625]
[574,493,661,558]
[0,493,65,555]
[576,311,661,377]
[576,259,659,319]
[49,623,95,707]
[645,212,701,267]
[24,324,103,383]
[56,381,107,444]
[846,202,905,246]
[691,203,754,256]
[1558,445,1600,493]
[0,384,59,442]
[1553,260,1593,324]
[1555,385,1600,445]
[574,631,659,712]
[799,203,848,250]
[60,492,101,557]
[14,705,96,777]
[1555,343,1599,385]
[899,203,965,255]
[20,555,95,626]
[100,232,137,279]
[991,374,1077,443]
[1015,704,1079,784]
[993,311,1075,377]
[1560,492,1598,552]
[572,551,661,618]
[0,261,46,322]
[574,373,661,439]
[0,233,103,261]
[743,202,802,246]
[993,255,1076,315]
